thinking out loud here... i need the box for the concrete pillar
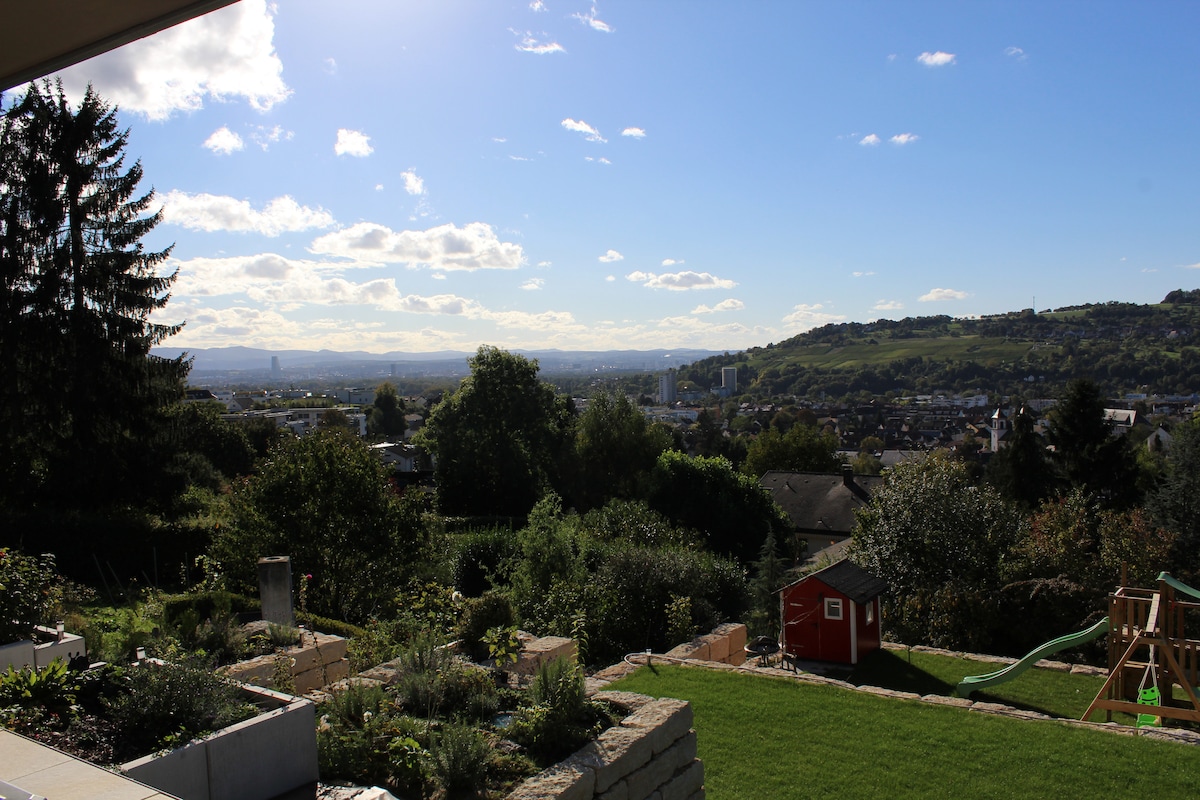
[258,556,294,626]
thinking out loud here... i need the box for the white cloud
[860,134,881,146]
[335,129,373,157]
[661,258,683,266]
[873,299,904,311]
[161,192,335,236]
[782,303,847,331]
[917,51,956,67]
[1004,46,1026,60]
[58,0,289,121]
[1181,262,1200,270]
[529,1,546,11]
[514,33,566,54]
[598,249,624,263]
[692,299,745,314]
[572,6,614,32]
[919,287,969,302]
[375,184,384,192]
[509,155,533,162]
[891,133,919,145]
[401,170,426,196]
[251,124,292,150]
[852,271,876,277]
[323,57,338,73]
[585,156,612,165]
[605,275,616,282]
[203,126,244,155]
[309,222,525,271]
[626,270,737,291]
[493,137,508,143]
[562,118,606,143]
[520,278,545,290]
[622,127,646,139]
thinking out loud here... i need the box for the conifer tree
[0,81,188,506]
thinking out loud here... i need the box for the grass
[838,648,1123,722]
[611,665,1200,799]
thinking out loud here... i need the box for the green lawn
[839,648,1121,722]
[610,666,1200,799]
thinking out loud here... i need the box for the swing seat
[1136,686,1161,728]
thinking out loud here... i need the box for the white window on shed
[824,597,843,620]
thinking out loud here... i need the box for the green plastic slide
[1158,572,1200,603]
[956,617,1109,697]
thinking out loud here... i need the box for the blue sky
[19,1,1200,353]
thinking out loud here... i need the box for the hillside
[678,292,1200,399]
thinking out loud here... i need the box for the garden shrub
[0,549,62,642]
[509,657,611,765]
[430,723,491,794]
[104,659,257,758]
[454,591,515,661]
[452,526,518,596]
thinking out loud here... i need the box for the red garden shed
[779,559,888,665]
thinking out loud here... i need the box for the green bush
[455,591,515,661]
[0,659,77,718]
[104,659,257,758]
[0,549,62,642]
[430,722,491,793]
[452,526,519,596]
[509,657,611,765]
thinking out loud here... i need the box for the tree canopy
[0,81,188,507]
[417,346,574,518]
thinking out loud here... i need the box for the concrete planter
[0,625,87,672]
[121,683,318,800]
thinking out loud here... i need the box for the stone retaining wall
[221,631,350,693]
[663,623,747,667]
[507,692,703,800]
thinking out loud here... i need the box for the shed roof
[782,559,888,605]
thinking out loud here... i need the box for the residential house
[760,465,883,563]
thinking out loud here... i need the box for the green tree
[417,346,574,518]
[1148,417,1200,581]
[985,407,1054,510]
[646,450,792,564]
[1045,380,1139,508]
[851,452,1025,651]
[0,81,187,507]
[741,423,841,478]
[572,392,671,509]
[367,381,407,438]
[211,430,429,622]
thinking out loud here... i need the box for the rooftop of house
[760,466,884,535]
[783,559,889,604]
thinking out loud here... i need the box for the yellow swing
[1136,644,1162,729]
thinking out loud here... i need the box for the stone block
[593,662,641,683]
[515,636,577,676]
[714,623,747,653]
[664,643,695,660]
[508,758,596,800]
[658,760,704,800]
[624,732,696,800]
[621,699,693,755]
[705,634,729,663]
[575,725,654,794]
[598,778,630,800]
[684,639,710,662]
[728,649,746,666]
[294,657,349,693]
[593,691,656,715]
[855,685,921,702]
[921,694,973,708]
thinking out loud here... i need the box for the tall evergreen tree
[985,407,1054,509]
[1044,379,1139,509]
[0,81,188,507]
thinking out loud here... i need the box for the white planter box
[0,627,86,672]
[121,683,318,800]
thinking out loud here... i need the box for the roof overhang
[1,0,241,92]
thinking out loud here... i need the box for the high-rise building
[658,368,678,405]
[271,356,283,381]
[721,366,737,394]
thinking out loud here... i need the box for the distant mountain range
[151,345,724,377]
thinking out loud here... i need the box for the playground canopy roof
[0,0,240,91]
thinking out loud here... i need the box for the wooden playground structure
[1083,571,1200,726]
